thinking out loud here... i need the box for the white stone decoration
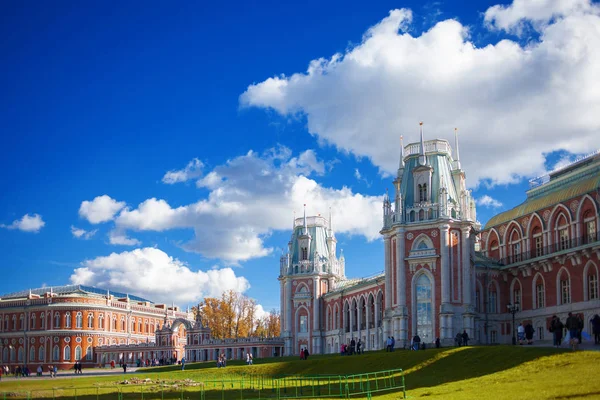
[406,233,414,240]
[64,337,70,343]
[543,210,551,221]
[431,230,438,237]
[570,200,579,213]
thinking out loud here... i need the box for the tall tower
[380,123,479,346]
[279,206,345,355]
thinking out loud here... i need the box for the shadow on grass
[401,346,568,390]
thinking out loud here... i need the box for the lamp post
[507,302,520,345]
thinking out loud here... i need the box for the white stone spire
[454,127,461,170]
[399,135,405,171]
[303,204,307,235]
[329,207,333,234]
[419,122,426,166]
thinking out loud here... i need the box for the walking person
[357,339,362,354]
[517,323,526,345]
[525,323,535,345]
[123,362,127,374]
[550,315,564,347]
[462,330,470,346]
[566,312,579,350]
[350,338,356,355]
[181,357,186,371]
[591,314,600,345]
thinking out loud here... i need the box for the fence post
[141,384,144,400]
[74,387,77,400]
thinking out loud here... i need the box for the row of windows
[1,345,93,363]
[476,273,599,313]
[1,312,161,333]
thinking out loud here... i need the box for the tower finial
[454,127,461,169]
[419,122,426,166]
[399,135,405,170]
[303,204,307,234]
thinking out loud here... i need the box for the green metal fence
[1,368,405,399]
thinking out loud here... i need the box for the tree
[194,292,281,339]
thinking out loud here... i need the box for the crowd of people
[339,338,363,355]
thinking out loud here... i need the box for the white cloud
[0,213,45,233]
[476,195,503,208]
[108,230,142,246]
[240,3,600,187]
[484,0,595,34]
[70,247,250,304]
[354,168,362,180]
[71,225,98,240]
[107,146,381,263]
[79,195,126,224]
[162,158,204,184]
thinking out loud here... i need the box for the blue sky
[2,0,599,314]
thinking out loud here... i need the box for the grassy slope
[1,346,599,399]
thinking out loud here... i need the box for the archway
[415,274,433,343]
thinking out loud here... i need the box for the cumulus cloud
[79,195,126,224]
[240,2,600,187]
[484,0,595,34]
[70,247,250,304]
[71,225,98,240]
[106,146,381,263]
[0,213,45,233]
[162,158,204,184]
[108,230,141,246]
[476,195,503,208]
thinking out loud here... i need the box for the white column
[440,225,450,304]
[384,236,392,309]
[285,280,292,332]
[280,280,285,336]
[396,229,406,307]
[462,227,472,305]
[313,278,320,354]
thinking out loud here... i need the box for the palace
[0,285,283,370]
[280,127,600,354]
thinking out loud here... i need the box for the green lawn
[1,346,598,399]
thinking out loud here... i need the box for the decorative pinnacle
[419,122,426,166]
[399,135,405,169]
[454,127,461,169]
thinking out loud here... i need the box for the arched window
[4,316,8,331]
[2,347,8,362]
[112,316,117,331]
[18,347,23,362]
[589,273,599,300]
[301,247,308,261]
[76,312,83,328]
[29,345,35,361]
[511,280,522,306]
[415,274,433,342]
[64,345,71,360]
[475,289,480,312]
[31,313,36,330]
[98,314,104,329]
[121,317,126,331]
[75,345,82,360]
[12,315,16,330]
[536,281,545,309]
[145,320,149,333]
[53,345,60,361]
[86,346,93,360]
[487,284,497,313]
[65,312,72,328]
[532,226,543,257]
[19,314,24,330]
[40,312,45,329]
[54,312,60,328]
[418,184,428,202]
[10,347,15,362]
[39,346,45,361]
[138,319,142,332]
[559,270,571,305]
[88,313,94,328]
[557,215,570,251]
[509,230,521,263]
[130,318,135,332]
[294,265,298,274]
[584,210,597,244]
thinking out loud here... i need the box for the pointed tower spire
[303,204,307,235]
[454,127,461,169]
[399,135,405,171]
[419,122,426,166]
[329,207,333,233]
